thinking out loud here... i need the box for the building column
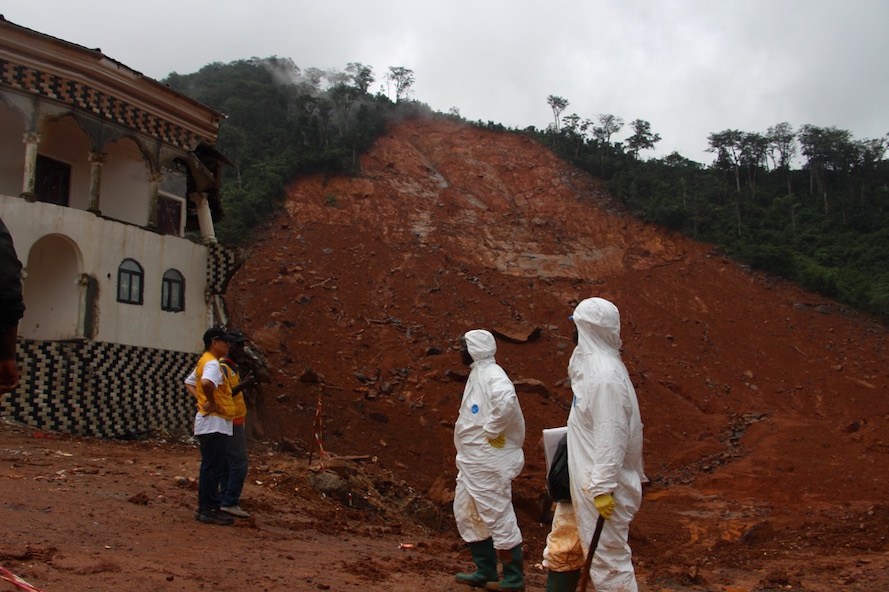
[21,131,41,201]
[190,191,217,244]
[87,151,107,215]
[75,274,90,340]
[145,171,163,231]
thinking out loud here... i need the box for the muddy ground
[2,117,889,591]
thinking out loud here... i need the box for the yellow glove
[594,493,615,520]
[487,433,506,448]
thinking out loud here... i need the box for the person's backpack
[547,432,571,502]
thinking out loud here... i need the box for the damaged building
[0,16,237,437]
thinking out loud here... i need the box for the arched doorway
[21,234,84,340]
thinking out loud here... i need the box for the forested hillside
[164,59,889,319]
[164,59,425,243]
[521,114,889,319]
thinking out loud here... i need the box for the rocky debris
[300,367,322,383]
[739,521,776,546]
[513,378,550,398]
[127,492,150,505]
[445,369,469,382]
[491,325,542,343]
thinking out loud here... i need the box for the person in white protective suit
[542,298,645,592]
[453,329,527,591]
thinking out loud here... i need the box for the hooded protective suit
[453,329,526,550]
[546,298,644,591]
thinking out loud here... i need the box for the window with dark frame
[157,195,183,236]
[161,269,185,312]
[117,259,144,305]
[35,154,71,206]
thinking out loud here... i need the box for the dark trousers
[220,422,248,507]
[197,432,229,511]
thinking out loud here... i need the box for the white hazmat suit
[543,297,645,591]
[454,329,526,550]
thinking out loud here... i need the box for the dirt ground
[3,117,889,591]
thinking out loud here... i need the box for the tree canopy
[164,58,429,244]
[511,95,888,319]
[578,135,887,317]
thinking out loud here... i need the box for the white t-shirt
[186,361,233,436]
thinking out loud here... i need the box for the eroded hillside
[223,116,889,588]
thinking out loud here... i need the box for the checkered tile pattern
[1,340,199,438]
[0,58,208,150]
[207,243,239,294]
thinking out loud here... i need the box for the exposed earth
[2,117,889,591]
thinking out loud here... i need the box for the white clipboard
[542,426,567,475]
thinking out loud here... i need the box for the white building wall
[0,194,210,353]
[101,138,151,226]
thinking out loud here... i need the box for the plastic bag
[546,432,571,502]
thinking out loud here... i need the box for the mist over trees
[165,59,888,320]
[164,58,429,243]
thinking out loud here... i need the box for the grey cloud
[4,0,886,163]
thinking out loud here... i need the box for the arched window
[161,269,185,312]
[117,259,143,305]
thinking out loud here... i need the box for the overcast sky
[4,0,887,163]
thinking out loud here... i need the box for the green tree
[346,62,375,94]
[560,113,590,157]
[592,114,624,146]
[707,129,744,192]
[386,66,415,103]
[767,122,797,196]
[798,124,854,213]
[546,95,569,132]
[625,119,661,158]
[592,114,624,173]
[739,132,769,200]
[328,83,360,134]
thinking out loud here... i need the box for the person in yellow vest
[185,327,238,526]
[218,331,255,518]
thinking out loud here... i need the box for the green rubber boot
[484,544,525,591]
[545,569,581,592]
[455,537,499,587]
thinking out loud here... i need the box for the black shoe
[194,507,234,525]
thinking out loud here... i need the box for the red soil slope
[221,117,889,588]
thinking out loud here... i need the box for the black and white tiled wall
[1,339,199,439]
[207,242,239,294]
